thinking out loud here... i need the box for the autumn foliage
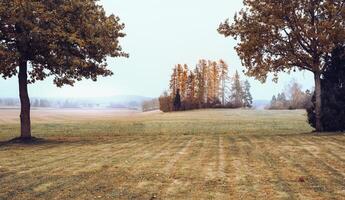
[159,59,253,112]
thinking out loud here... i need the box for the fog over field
[0,0,314,101]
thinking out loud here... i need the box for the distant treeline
[0,98,141,109]
[268,80,312,110]
[0,98,96,108]
[159,59,253,112]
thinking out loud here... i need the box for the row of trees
[0,98,20,107]
[269,80,312,110]
[0,98,106,108]
[159,59,253,112]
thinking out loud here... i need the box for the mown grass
[0,109,312,140]
[0,109,344,200]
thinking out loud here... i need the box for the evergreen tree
[308,46,345,131]
[243,80,253,108]
[270,95,277,108]
[173,89,182,111]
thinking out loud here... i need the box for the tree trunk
[314,72,323,132]
[18,58,31,139]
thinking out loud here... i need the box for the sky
[0,0,314,100]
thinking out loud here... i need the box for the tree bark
[18,58,31,139]
[314,72,323,132]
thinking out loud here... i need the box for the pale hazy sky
[0,0,314,100]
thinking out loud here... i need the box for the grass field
[0,109,344,199]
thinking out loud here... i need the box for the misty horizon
[0,0,314,100]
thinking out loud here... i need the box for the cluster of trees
[269,81,312,110]
[159,59,253,112]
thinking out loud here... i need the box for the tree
[186,71,196,108]
[218,0,345,131]
[0,0,127,139]
[209,61,220,105]
[181,64,189,100]
[277,93,288,108]
[230,71,244,108]
[219,59,229,105]
[173,89,182,111]
[270,95,277,108]
[169,66,178,97]
[308,45,345,131]
[196,60,208,107]
[286,80,307,109]
[243,80,253,108]
[176,64,184,97]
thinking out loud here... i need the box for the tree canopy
[218,0,344,81]
[0,0,127,86]
[218,0,345,131]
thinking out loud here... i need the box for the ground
[0,108,344,200]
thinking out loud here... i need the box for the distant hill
[253,100,270,110]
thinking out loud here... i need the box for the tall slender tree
[181,64,189,100]
[230,71,244,108]
[169,66,178,97]
[219,0,345,131]
[219,59,229,105]
[196,60,208,106]
[0,0,127,139]
[176,64,183,94]
[186,71,196,102]
[210,61,220,104]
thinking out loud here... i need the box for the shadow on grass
[0,137,67,147]
[0,135,120,148]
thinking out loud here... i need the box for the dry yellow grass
[0,109,344,199]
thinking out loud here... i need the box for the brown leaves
[0,0,127,86]
[218,0,345,82]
